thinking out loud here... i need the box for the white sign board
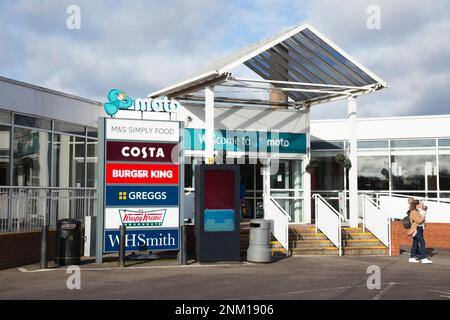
[105,207,179,229]
[106,118,179,142]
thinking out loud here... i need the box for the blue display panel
[104,228,179,252]
[204,209,235,232]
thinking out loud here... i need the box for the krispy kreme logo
[119,209,166,227]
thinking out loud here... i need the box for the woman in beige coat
[407,198,432,264]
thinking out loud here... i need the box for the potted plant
[305,159,319,173]
[335,153,352,170]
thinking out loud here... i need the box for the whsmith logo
[103,89,181,117]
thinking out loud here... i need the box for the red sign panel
[106,163,179,184]
[106,141,178,163]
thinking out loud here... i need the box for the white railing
[313,194,342,256]
[377,193,450,223]
[360,195,392,256]
[0,187,97,233]
[263,193,290,255]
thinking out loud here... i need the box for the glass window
[439,150,450,191]
[358,155,389,190]
[14,114,51,130]
[357,140,388,149]
[54,121,86,136]
[311,140,345,150]
[13,128,51,187]
[86,140,97,188]
[270,160,303,222]
[0,125,10,185]
[0,110,12,124]
[53,135,85,187]
[86,139,97,157]
[391,154,437,192]
[391,139,435,149]
[438,139,450,147]
[311,152,345,191]
[184,163,193,189]
[87,127,98,138]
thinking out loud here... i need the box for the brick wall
[391,221,450,255]
[0,229,85,270]
[0,230,56,269]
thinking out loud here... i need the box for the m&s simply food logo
[119,209,166,227]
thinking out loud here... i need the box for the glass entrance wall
[0,109,98,188]
[270,159,304,223]
[311,142,348,218]
[311,137,450,201]
[240,162,263,219]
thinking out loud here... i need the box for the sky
[0,0,449,119]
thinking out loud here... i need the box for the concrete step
[272,240,332,249]
[342,232,377,240]
[271,247,289,254]
[342,227,365,233]
[343,246,388,256]
[291,239,334,248]
[291,247,339,256]
[344,239,383,247]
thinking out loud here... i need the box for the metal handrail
[312,193,342,256]
[263,193,290,255]
[265,194,291,222]
[375,192,450,204]
[312,193,345,222]
[360,194,392,256]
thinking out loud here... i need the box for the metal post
[181,224,188,265]
[347,96,359,228]
[40,225,49,269]
[96,118,105,264]
[303,107,312,224]
[205,86,215,164]
[118,224,126,267]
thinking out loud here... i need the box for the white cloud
[308,0,450,119]
[1,0,449,119]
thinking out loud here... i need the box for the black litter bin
[55,218,81,266]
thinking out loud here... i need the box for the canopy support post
[205,85,215,164]
[348,96,359,228]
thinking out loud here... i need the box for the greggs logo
[105,185,179,206]
[119,209,166,227]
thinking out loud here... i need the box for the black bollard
[119,225,126,267]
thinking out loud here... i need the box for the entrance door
[239,162,263,219]
[269,159,304,223]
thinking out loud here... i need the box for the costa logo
[107,141,178,162]
[121,146,164,159]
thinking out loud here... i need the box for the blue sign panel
[184,128,306,154]
[105,185,179,207]
[204,209,235,232]
[104,228,179,252]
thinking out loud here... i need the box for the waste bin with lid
[246,219,272,263]
[55,218,81,266]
